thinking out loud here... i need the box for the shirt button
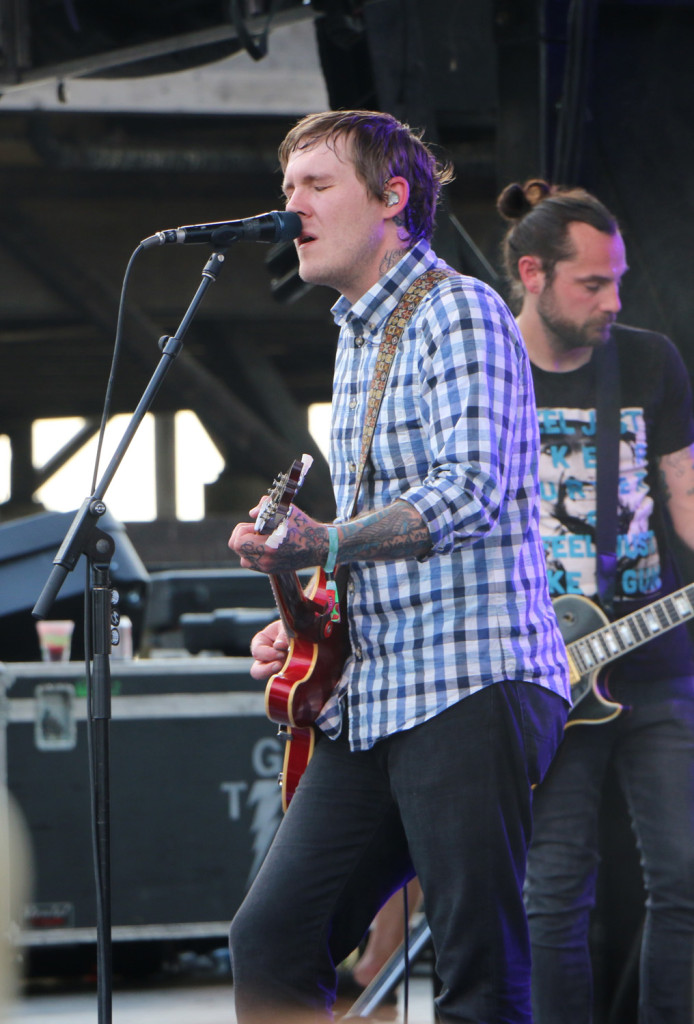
[354,645,363,661]
[349,399,358,410]
[349,461,357,473]
[347,580,355,594]
[354,334,364,348]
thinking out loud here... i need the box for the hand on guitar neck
[229,498,331,576]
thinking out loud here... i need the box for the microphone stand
[32,247,230,1024]
[343,915,432,1019]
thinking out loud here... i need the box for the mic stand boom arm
[33,247,229,619]
[31,247,229,1024]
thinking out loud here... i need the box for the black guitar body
[553,594,622,726]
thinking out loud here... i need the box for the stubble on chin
[539,308,613,352]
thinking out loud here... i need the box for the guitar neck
[567,583,694,683]
[269,571,320,638]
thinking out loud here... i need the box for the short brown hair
[497,179,619,305]
[279,109,454,244]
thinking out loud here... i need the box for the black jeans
[229,681,568,1024]
[526,681,694,1024]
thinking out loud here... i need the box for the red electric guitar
[255,457,348,810]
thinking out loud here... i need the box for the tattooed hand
[229,497,432,573]
[228,503,330,574]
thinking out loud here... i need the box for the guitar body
[553,582,694,727]
[265,567,347,729]
[265,567,348,809]
[553,594,623,727]
[278,725,315,813]
[254,459,349,809]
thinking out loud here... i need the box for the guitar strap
[595,336,621,617]
[351,267,453,516]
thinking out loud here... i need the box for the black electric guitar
[555,586,694,726]
[255,457,348,809]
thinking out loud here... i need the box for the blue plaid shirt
[315,241,570,750]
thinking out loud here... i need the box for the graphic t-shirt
[531,324,694,682]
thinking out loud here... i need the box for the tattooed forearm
[658,465,672,503]
[336,500,432,564]
[656,444,694,551]
[659,446,694,503]
[231,501,430,575]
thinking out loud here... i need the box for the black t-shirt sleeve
[617,325,694,456]
[650,335,694,455]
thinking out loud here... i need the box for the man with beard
[497,179,694,1023]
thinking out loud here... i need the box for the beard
[537,286,615,351]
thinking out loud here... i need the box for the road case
[0,656,283,948]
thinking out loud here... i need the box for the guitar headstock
[255,455,313,537]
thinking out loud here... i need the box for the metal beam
[0,207,334,515]
[33,417,101,489]
[0,3,314,90]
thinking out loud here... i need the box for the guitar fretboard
[567,584,694,684]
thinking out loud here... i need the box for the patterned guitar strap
[352,267,454,509]
[327,267,454,621]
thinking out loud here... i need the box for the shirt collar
[331,240,439,331]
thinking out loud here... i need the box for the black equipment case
[0,656,282,949]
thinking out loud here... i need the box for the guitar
[556,586,694,726]
[255,457,348,809]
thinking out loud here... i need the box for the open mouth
[298,232,316,246]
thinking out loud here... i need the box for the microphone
[141,210,302,249]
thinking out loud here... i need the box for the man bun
[495,179,619,309]
[496,180,552,222]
